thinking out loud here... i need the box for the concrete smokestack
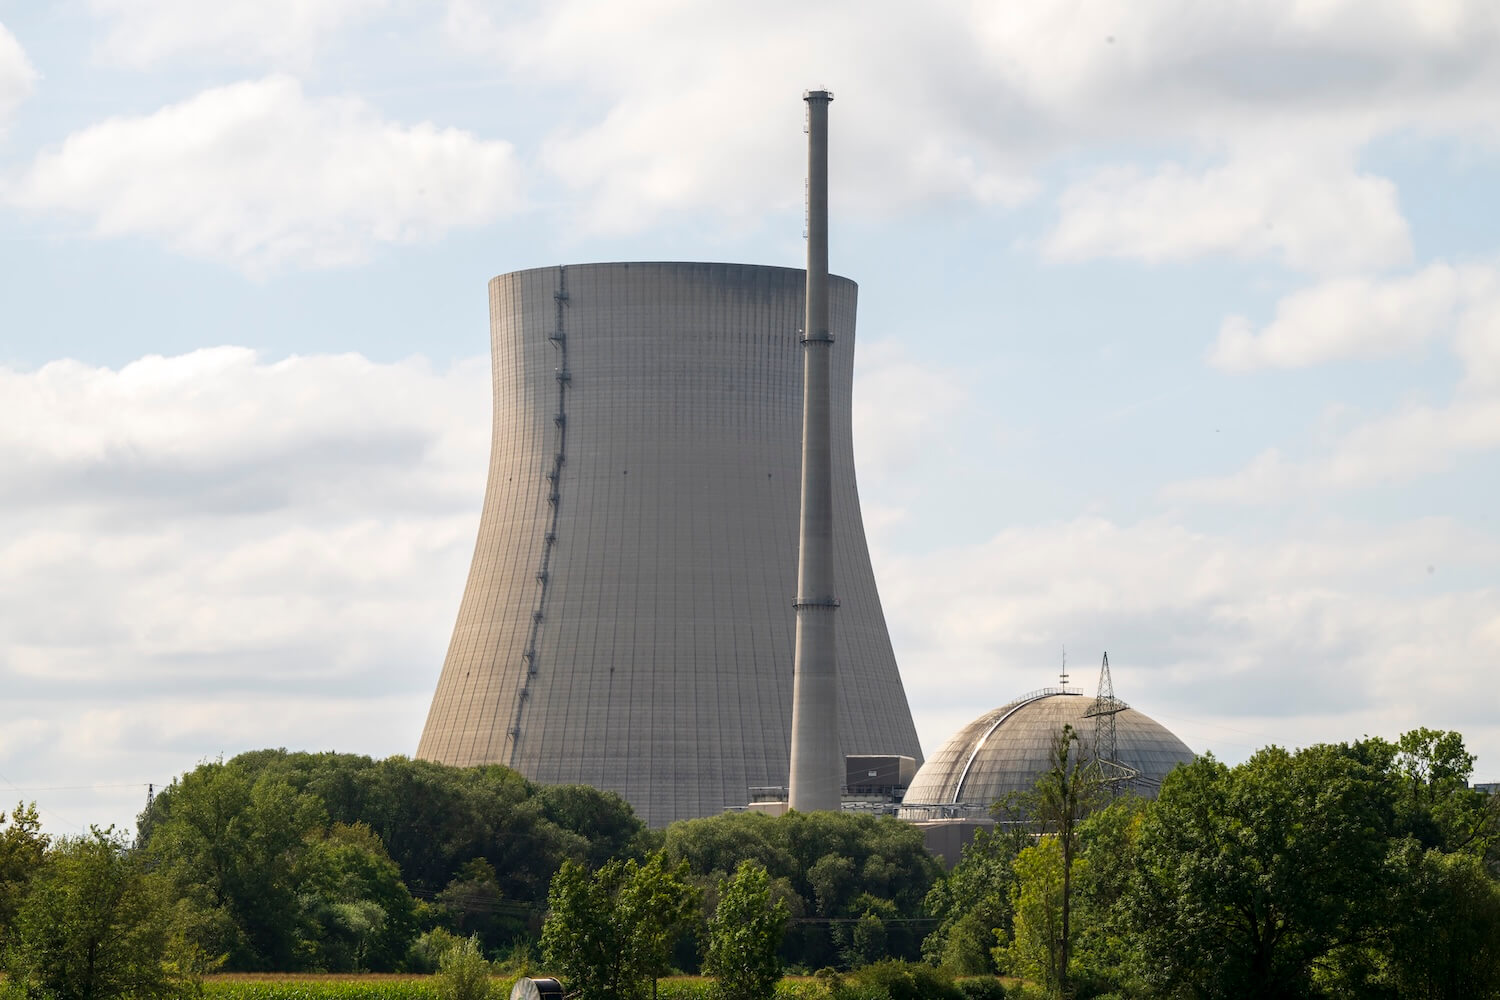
[788,89,840,812]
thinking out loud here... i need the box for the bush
[847,962,962,1000]
[437,936,495,1000]
[409,929,466,974]
[954,978,1006,1000]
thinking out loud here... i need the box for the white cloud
[90,0,387,69]
[7,75,523,274]
[878,515,1500,770]
[0,21,38,131]
[1044,156,1411,275]
[1166,393,1500,502]
[1209,262,1485,370]
[0,347,489,832]
[1167,262,1500,502]
[438,0,1500,236]
[447,0,1048,232]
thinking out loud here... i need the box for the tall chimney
[788,89,840,812]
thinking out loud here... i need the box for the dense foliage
[130,751,649,971]
[919,727,1500,999]
[703,861,788,1000]
[540,853,698,1000]
[4,827,199,1000]
[1,726,1496,1000]
[664,811,942,970]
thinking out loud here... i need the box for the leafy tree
[1005,723,1102,997]
[704,860,788,1000]
[665,811,940,970]
[295,822,418,971]
[1381,843,1500,1000]
[138,750,652,963]
[0,802,49,950]
[1125,746,1393,1000]
[994,837,1068,995]
[1068,796,1148,996]
[844,895,899,968]
[436,858,510,943]
[541,853,698,1000]
[5,827,193,1000]
[436,934,496,1000]
[922,827,1016,974]
[533,784,651,868]
[1392,728,1497,855]
[143,760,326,969]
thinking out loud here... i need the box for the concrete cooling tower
[417,261,922,826]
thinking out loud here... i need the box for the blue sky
[1,0,1497,834]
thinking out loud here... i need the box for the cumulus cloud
[1208,262,1486,371]
[8,75,523,274]
[1165,393,1500,502]
[1044,157,1412,275]
[439,0,1500,236]
[0,21,38,131]
[0,348,489,830]
[1167,262,1500,502]
[877,515,1500,767]
[90,0,387,69]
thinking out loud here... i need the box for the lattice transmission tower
[1084,652,1141,793]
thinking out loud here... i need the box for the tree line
[0,749,941,990]
[923,726,1500,998]
[2,726,1498,1000]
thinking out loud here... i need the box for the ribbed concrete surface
[417,262,921,826]
[901,690,1195,813]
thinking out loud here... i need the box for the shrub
[847,961,962,1000]
[409,929,465,974]
[954,978,1006,1000]
[437,936,495,1000]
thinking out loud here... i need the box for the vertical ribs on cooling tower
[416,261,922,827]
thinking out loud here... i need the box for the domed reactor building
[900,672,1195,827]
[416,261,922,826]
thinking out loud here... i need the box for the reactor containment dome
[899,687,1195,819]
[417,261,922,827]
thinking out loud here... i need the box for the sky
[1,0,1497,836]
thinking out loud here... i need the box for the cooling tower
[417,261,921,826]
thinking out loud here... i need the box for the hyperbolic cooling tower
[417,261,922,826]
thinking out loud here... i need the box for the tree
[0,802,50,950]
[995,838,1069,995]
[143,762,328,969]
[664,811,940,970]
[436,858,510,946]
[922,827,1016,974]
[704,860,788,1000]
[436,934,496,1000]
[1381,843,1500,1000]
[1392,728,1497,855]
[541,853,698,1000]
[1004,723,1101,998]
[1068,796,1148,997]
[5,827,192,1000]
[1125,746,1393,1000]
[295,822,419,971]
[140,748,649,952]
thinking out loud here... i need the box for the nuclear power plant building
[417,262,922,826]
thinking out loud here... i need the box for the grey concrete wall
[417,262,921,827]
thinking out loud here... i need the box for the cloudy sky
[2,0,1497,834]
